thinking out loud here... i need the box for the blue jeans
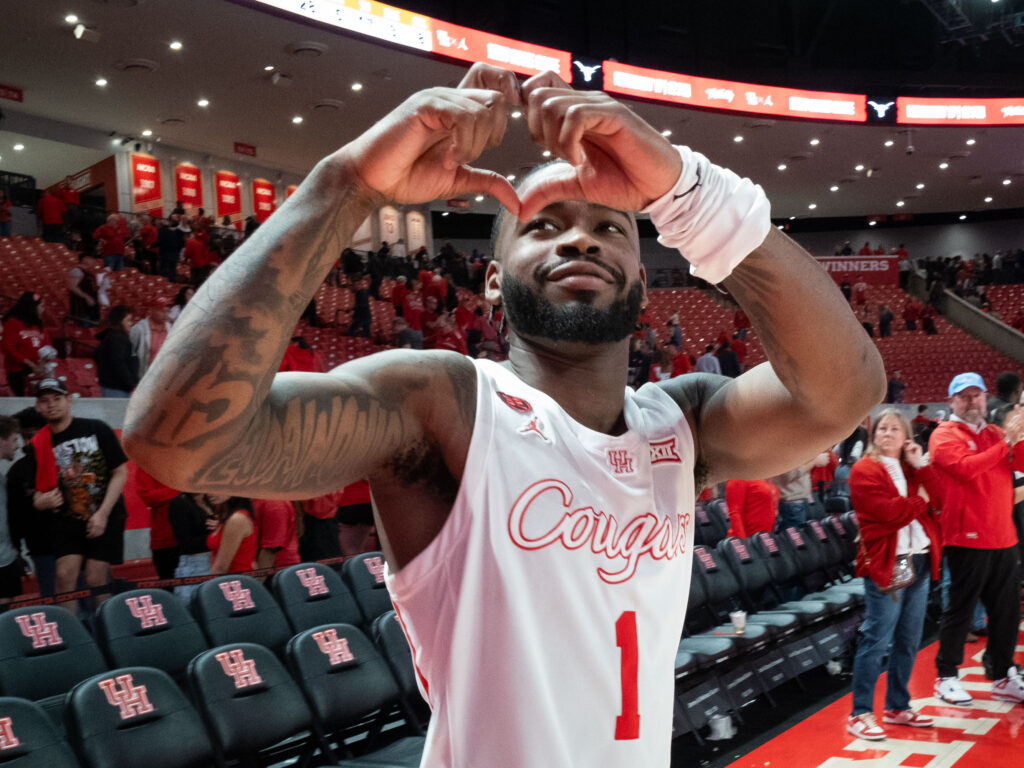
[100,387,132,398]
[776,500,809,531]
[174,553,211,604]
[0,220,10,237]
[104,253,125,271]
[851,553,931,715]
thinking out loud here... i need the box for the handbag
[858,537,915,593]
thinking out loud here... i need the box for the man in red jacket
[930,372,1024,706]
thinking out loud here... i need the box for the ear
[484,260,503,307]
[638,266,649,310]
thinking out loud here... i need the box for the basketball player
[124,64,884,766]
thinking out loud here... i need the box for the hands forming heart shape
[344,63,684,222]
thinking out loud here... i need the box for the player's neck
[506,333,631,435]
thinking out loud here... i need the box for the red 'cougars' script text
[508,479,691,584]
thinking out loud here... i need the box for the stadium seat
[190,575,291,656]
[371,612,428,734]
[65,667,214,768]
[746,532,833,625]
[93,590,208,681]
[714,538,801,640]
[286,623,424,764]
[271,563,364,633]
[341,553,393,627]
[0,696,79,767]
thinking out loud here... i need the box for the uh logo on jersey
[508,479,691,584]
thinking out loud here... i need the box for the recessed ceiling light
[869,221,877,227]
[264,65,275,71]
[939,162,949,169]
[733,135,744,143]
[542,150,551,157]
[351,82,363,91]
[141,129,152,137]
[169,40,183,51]
[809,138,820,146]
[830,185,839,192]
[789,216,795,220]
[510,110,522,119]
[854,164,864,171]
[966,138,976,146]
[95,77,107,87]
[661,129,672,137]
[959,214,967,220]
[197,98,209,107]
[291,115,303,124]
[13,144,24,151]
[65,14,78,24]
[896,201,905,207]
[916,183,925,190]
[884,139,894,147]
[1002,178,1012,185]
[506,174,516,181]
[441,211,449,217]
[777,164,787,171]
[808,203,817,210]
[474,195,484,202]
[984,196,993,203]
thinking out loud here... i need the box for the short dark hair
[0,415,18,440]
[995,371,1021,399]
[104,304,133,329]
[917,404,928,414]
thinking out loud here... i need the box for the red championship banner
[251,178,276,222]
[130,153,163,217]
[285,184,298,199]
[174,163,203,214]
[816,255,898,286]
[215,170,242,224]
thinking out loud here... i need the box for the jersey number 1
[615,611,640,740]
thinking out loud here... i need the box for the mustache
[535,255,626,286]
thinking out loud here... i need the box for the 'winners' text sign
[816,255,898,286]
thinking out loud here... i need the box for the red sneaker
[883,709,934,727]
[847,713,887,740]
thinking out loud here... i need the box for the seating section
[190,575,291,655]
[986,284,1024,322]
[341,553,393,628]
[0,696,80,768]
[271,562,364,633]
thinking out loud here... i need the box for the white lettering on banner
[1001,105,1024,117]
[905,103,987,120]
[222,195,235,204]
[182,189,197,198]
[485,43,560,75]
[180,173,198,182]
[816,737,973,768]
[508,479,691,584]
[705,88,734,103]
[611,70,691,98]
[789,96,856,116]
[821,260,891,273]
[136,164,156,173]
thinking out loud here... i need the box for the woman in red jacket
[2,292,53,396]
[847,408,943,741]
[208,497,257,575]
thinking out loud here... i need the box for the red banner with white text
[174,163,203,215]
[251,178,276,222]
[130,153,163,217]
[815,255,898,286]
[285,184,298,199]
[215,170,242,225]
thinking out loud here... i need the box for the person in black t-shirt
[27,379,128,609]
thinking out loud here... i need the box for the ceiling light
[264,65,275,71]
[869,221,877,227]
[1002,178,1012,185]
[65,14,78,24]
[197,98,209,107]
[661,129,672,137]
[809,138,820,146]
[474,195,484,202]
[789,216,795,220]
[916,183,925,190]
[733,135,743,143]
[441,211,449,217]
[854,164,864,171]
[542,150,551,157]
[777,164,787,171]
[141,129,152,137]
[506,174,516,181]
[13,144,24,151]
[939,162,949,169]
[510,110,522,119]
[95,77,107,87]
[351,82,363,91]
[984,196,993,203]
[884,139,894,147]
[896,201,905,207]
[966,138,976,146]
[830,185,839,192]
[73,23,99,42]
[808,203,817,210]
[291,115,303,124]
[959,214,967,220]
[169,40,183,51]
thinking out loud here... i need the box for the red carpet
[728,623,1024,767]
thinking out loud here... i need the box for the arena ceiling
[1,0,1023,221]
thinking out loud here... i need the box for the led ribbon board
[602,61,867,122]
[897,97,1024,125]
[251,0,572,80]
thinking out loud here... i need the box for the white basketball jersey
[386,358,696,768]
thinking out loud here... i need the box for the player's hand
[342,63,520,214]
[517,72,683,220]
[33,488,63,510]
[86,512,109,539]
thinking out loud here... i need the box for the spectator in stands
[902,301,919,331]
[724,478,778,537]
[37,188,65,243]
[2,292,53,396]
[93,213,129,271]
[0,189,12,238]
[839,280,852,302]
[885,370,906,404]
[169,285,194,322]
[129,296,173,380]
[6,407,56,597]
[135,214,159,274]
[931,372,1024,706]
[986,371,1021,427]
[771,455,828,529]
[297,491,344,562]
[134,467,180,581]
[648,347,672,382]
[627,336,651,388]
[878,303,893,338]
[68,251,101,326]
[0,415,26,604]
[847,410,942,740]
[670,345,691,378]
[666,314,682,348]
[810,449,838,503]
[157,216,185,281]
[336,480,375,557]
[28,378,128,612]
[94,305,139,397]
[853,279,868,306]
[860,305,874,337]
[858,242,873,256]
[911,405,937,449]
[185,229,215,286]
[252,498,300,569]
[696,344,721,374]
[716,340,741,378]
[168,492,222,600]
[920,303,938,335]
[391,275,409,316]
[208,496,257,575]
[732,307,750,339]
[730,332,747,373]
[279,336,324,373]
[392,317,423,349]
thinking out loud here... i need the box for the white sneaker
[934,676,973,706]
[992,673,1024,704]
[847,713,886,741]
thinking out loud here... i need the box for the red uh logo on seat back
[363,556,385,585]
[695,547,716,572]
[215,649,263,689]
[296,568,328,597]
[809,520,827,541]
[758,532,779,554]
[218,580,255,611]
[312,628,356,666]
[97,674,155,720]
[787,529,805,548]
[0,717,20,750]
[730,539,751,561]
[14,612,62,649]
[125,595,168,629]
[831,518,846,536]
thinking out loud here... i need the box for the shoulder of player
[655,372,731,424]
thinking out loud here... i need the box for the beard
[500,275,645,344]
